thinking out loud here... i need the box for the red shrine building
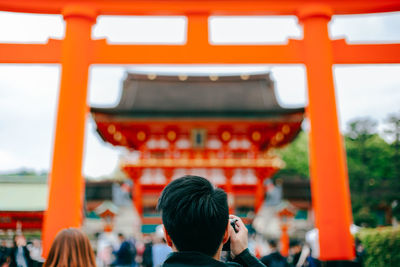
[0,175,47,232]
[91,72,304,231]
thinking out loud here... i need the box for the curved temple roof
[91,72,304,119]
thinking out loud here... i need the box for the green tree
[345,118,378,195]
[384,111,400,179]
[276,117,399,226]
[276,130,309,179]
[345,118,397,226]
[383,111,400,220]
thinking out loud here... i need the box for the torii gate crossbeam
[1,0,399,261]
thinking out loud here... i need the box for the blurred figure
[10,234,33,267]
[27,239,44,267]
[43,228,96,267]
[287,240,302,267]
[0,256,9,267]
[260,239,289,267]
[141,236,153,267]
[354,238,364,267]
[97,244,113,267]
[0,240,11,267]
[0,257,9,267]
[152,226,171,267]
[295,244,322,267]
[133,239,145,266]
[151,238,171,267]
[96,232,119,267]
[112,233,136,267]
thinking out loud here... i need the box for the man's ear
[222,221,230,244]
[163,225,174,247]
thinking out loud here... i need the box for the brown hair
[43,228,96,267]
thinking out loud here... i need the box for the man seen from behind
[157,175,266,267]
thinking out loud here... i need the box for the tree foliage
[345,116,399,226]
[276,131,309,179]
[276,113,400,226]
[384,112,400,179]
[357,226,400,267]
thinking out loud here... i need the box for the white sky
[0,11,399,178]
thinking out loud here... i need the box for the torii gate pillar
[41,5,96,256]
[299,5,354,260]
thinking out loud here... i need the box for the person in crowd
[0,240,11,267]
[0,256,9,267]
[96,231,119,267]
[43,228,96,267]
[260,239,289,267]
[133,239,145,267]
[152,227,172,267]
[97,243,113,267]
[27,239,44,267]
[142,236,153,267]
[156,175,265,267]
[112,233,136,267]
[354,238,364,267]
[287,240,302,267]
[9,234,33,267]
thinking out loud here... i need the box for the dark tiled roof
[282,179,311,201]
[91,72,304,119]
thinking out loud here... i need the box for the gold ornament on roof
[240,74,250,80]
[178,74,188,81]
[114,132,122,141]
[107,124,116,134]
[282,125,290,134]
[252,131,261,141]
[209,75,219,81]
[167,130,177,141]
[137,131,146,141]
[147,73,157,80]
[221,131,231,141]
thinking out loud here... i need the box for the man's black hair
[268,239,278,248]
[157,175,229,256]
[289,239,300,247]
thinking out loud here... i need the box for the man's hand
[228,214,248,257]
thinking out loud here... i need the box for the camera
[222,219,238,251]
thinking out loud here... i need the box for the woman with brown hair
[43,228,96,267]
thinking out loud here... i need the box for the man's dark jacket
[260,251,289,267]
[162,248,266,267]
[9,246,33,267]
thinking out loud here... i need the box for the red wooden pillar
[186,13,209,47]
[164,168,174,185]
[42,5,96,257]
[280,224,289,257]
[132,169,143,217]
[224,168,234,214]
[278,207,294,257]
[299,5,354,260]
[255,169,266,212]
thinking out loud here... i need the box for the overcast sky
[0,11,399,178]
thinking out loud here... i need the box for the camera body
[222,219,238,251]
[230,219,239,233]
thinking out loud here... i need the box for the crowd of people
[0,175,364,267]
[0,234,44,267]
[0,232,354,267]
[95,231,325,267]
[94,226,172,267]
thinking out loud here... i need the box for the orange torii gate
[0,0,399,261]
